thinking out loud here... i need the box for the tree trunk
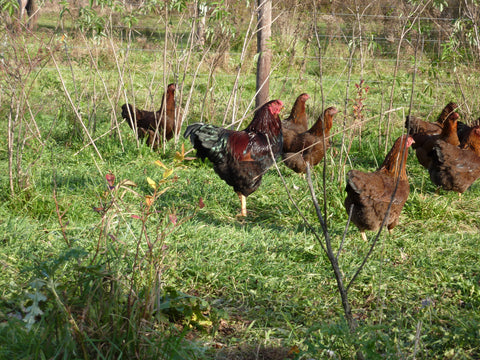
[195,2,206,47]
[255,0,271,109]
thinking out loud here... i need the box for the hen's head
[449,112,460,121]
[405,135,415,147]
[395,134,415,149]
[167,83,176,93]
[323,106,338,131]
[442,111,460,135]
[326,106,339,117]
[299,93,310,102]
[380,134,414,179]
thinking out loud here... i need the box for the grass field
[1,3,480,359]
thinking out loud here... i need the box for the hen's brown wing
[282,127,298,153]
[282,133,328,173]
[121,103,158,130]
[282,152,307,173]
[282,121,306,135]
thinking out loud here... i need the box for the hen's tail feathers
[121,104,135,128]
[405,115,420,135]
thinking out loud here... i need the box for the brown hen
[344,135,414,241]
[282,93,310,151]
[412,111,460,169]
[121,83,178,147]
[282,106,338,173]
[405,101,459,136]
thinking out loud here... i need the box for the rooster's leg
[237,193,247,217]
[361,231,367,242]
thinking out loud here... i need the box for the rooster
[122,83,178,147]
[412,111,460,169]
[282,93,310,151]
[282,106,338,173]
[184,100,284,217]
[344,135,414,241]
[405,102,459,136]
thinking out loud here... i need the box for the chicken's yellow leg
[237,193,247,217]
[361,231,367,242]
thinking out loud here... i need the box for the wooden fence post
[255,0,271,109]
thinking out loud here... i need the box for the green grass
[1,5,480,360]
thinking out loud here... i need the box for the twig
[412,320,423,359]
[385,0,432,151]
[337,204,353,260]
[269,147,327,254]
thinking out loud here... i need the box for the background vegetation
[0,0,479,359]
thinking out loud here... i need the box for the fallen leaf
[198,197,205,209]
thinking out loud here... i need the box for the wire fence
[3,3,480,154]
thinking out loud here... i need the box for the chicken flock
[121,86,480,240]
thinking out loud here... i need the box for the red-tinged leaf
[169,214,177,225]
[198,197,205,209]
[92,206,104,213]
[106,173,115,189]
[131,215,141,220]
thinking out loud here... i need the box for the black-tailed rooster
[184,100,284,217]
